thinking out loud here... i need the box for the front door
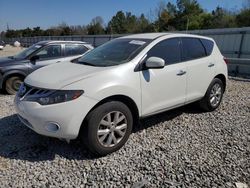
[28,44,63,73]
[140,38,187,116]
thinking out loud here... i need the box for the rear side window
[65,44,88,56]
[181,38,206,61]
[200,39,214,56]
[147,38,181,65]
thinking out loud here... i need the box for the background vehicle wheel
[200,78,224,112]
[81,101,133,156]
[5,76,23,95]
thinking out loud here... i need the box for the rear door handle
[177,70,186,76]
[56,61,61,63]
[208,63,215,67]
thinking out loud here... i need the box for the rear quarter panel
[213,43,228,79]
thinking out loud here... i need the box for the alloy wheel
[209,83,222,107]
[97,111,127,147]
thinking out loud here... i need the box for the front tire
[81,101,133,156]
[5,76,23,95]
[200,78,224,112]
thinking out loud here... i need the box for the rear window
[181,38,206,61]
[65,44,88,56]
[200,39,214,56]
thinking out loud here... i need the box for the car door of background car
[28,44,64,73]
[180,37,216,103]
[140,38,187,116]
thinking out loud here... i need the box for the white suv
[15,33,228,156]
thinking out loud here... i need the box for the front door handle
[177,70,187,76]
[208,63,215,67]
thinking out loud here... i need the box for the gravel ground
[0,45,25,57]
[0,47,249,187]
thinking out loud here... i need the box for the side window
[36,45,61,59]
[181,38,206,61]
[147,38,181,65]
[200,39,214,56]
[65,44,88,56]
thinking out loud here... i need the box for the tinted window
[147,38,181,64]
[36,45,61,59]
[65,44,88,56]
[200,39,214,56]
[181,38,206,61]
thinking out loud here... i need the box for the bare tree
[90,16,104,27]
[146,1,166,23]
[243,0,250,8]
[156,0,167,17]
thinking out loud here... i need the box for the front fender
[63,82,142,116]
[93,84,141,114]
[61,63,142,115]
[3,70,27,79]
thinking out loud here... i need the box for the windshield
[14,44,43,59]
[77,38,151,67]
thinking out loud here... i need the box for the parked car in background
[0,41,93,94]
[0,41,5,50]
[15,33,227,156]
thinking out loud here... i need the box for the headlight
[24,90,84,105]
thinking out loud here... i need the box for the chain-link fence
[3,27,250,77]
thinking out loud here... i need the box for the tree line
[2,0,250,38]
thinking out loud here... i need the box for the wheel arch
[79,95,140,135]
[2,71,26,89]
[214,74,226,92]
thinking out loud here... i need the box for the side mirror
[30,55,39,64]
[145,57,165,69]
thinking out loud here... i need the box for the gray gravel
[0,45,249,187]
[0,79,249,187]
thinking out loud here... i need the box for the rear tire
[81,101,133,156]
[5,76,23,95]
[199,78,224,112]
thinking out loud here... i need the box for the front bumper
[14,94,98,139]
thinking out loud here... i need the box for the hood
[25,61,110,89]
[0,56,20,66]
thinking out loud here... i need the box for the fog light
[45,122,60,132]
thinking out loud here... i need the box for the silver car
[0,41,93,94]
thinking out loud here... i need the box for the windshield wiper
[78,61,113,67]
[8,56,14,59]
[78,61,97,67]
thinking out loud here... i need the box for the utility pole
[110,26,113,40]
[186,18,189,33]
[6,22,9,31]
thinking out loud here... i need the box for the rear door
[181,37,216,103]
[140,38,187,116]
